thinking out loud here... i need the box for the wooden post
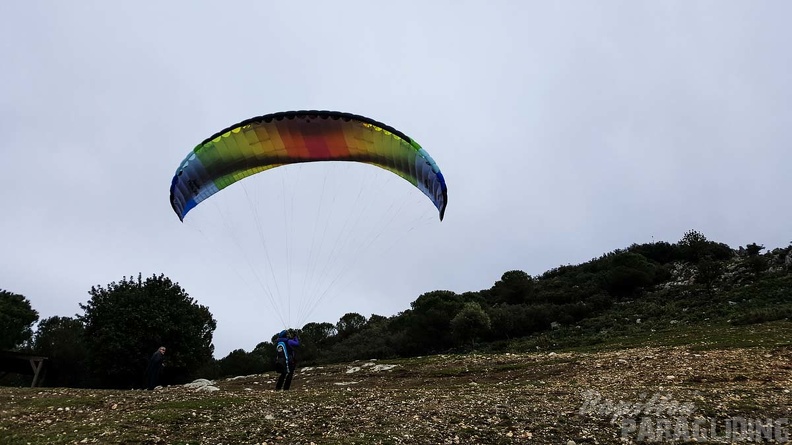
[29,357,45,387]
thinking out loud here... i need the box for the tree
[410,290,464,314]
[745,255,768,277]
[678,230,709,262]
[488,304,554,339]
[489,270,533,304]
[366,314,388,327]
[680,229,708,246]
[397,290,467,354]
[324,316,397,362]
[678,230,733,262]
[745,243,765,256]
[78,274,216,388]
[335,312,367,338]
[450,302,491,346]
[298,322,337,363]
[601,252,658,297]
[628,241,679,264]
[32,316,88,387]
[300,322,336,344]
[695,257,722,289]
[251,341,277,372]
[217,349,265,377]
[0,290,39,351]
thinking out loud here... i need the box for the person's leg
[275,372,286,390]
[283,371,294,390]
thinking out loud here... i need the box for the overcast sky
[2,1,790,358]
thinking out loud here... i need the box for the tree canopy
[78,274,217,388]
[32,316,88,387]
[0,290,39,351]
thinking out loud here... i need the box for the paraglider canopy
[169,110,448,222]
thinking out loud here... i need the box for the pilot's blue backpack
[275,341,289,373]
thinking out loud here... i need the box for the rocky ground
[2,343,791,445]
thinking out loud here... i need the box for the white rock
[371,364,397,372]
[226,374,258,381]
[184,378,215,389]
[300,366,324,372]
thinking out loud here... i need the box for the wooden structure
[0,351,47,387]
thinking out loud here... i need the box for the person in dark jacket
[146,346,166,390]
[274,330,300,390]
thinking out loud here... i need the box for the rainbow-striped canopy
[169,111,448,221]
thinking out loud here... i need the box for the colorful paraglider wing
[169,111,448,221]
